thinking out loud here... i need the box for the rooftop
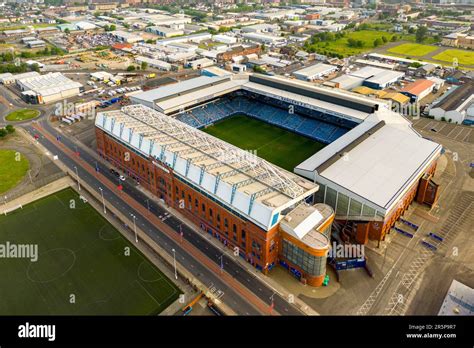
[433,81,474,112]
[401,79,435,96]
[96,104,319,230]
[292,63,337,78]
[295,108,442,214]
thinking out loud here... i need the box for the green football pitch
[0,188,180,315]
[203,114,325,171]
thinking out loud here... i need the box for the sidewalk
[135,183,320,316]
[1,176,72,215]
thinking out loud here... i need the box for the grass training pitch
[5,109,40,122]
[387,43,438,57]
[0,188,180,315]
[432,49,474,66]
[203,114,325,171]
[0,149,29,194]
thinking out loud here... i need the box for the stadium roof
[295,108,442,214]
[130,76,244,113]
[95,104,318,230]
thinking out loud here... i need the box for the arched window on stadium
[224,218,228,229]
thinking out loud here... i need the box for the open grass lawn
[203,114,325,171]
[307,30,395,57]
[5,109,40,122]
[0,188,180,315]
[387,43,438,57]
[432,49,474,66]
[0,149,29,194]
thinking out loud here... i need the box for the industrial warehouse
[0,71,83,104]
[16,72,84,104]
[96,73,442,287]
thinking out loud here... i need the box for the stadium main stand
[176,96,350,144]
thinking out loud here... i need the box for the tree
[5,125,15,134]
[64,28,70,34]
[141,61,148,70]
[391,35,398,42]
[127,65,136,71]
[382,36,388,43]
[0,128,7,138]
[373,38,383,47]
[30,63,40,72]
[408,27,416,34]
[416,26,428,43]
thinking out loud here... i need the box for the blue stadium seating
[175,97,349,144]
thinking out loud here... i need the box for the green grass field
[307,30,394,57]
[432,49,474,66]
[0,149,29,194]
[5,109,40,122]
[203,115,325,171]
[0,188,180,315]
[387,43,438,57]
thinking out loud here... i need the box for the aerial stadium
[95,73,442,286]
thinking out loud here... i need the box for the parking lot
[412,117,474,144]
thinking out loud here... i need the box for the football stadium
[95,73,442,286]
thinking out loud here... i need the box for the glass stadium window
[224,218,228,228]
[362,204,376,217]
[217,214,220,222]
[194,198,198,208]
[348,198,362,217]
[209,208,213,217]
[336,193,349,216]
[233,224,237,233]
[201,203,205,212]
[315,184,325,203]
[241,229,246,239]
[325,187,337,209]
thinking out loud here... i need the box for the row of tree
[0,125,15,138]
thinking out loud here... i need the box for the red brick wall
[96,128,278,271]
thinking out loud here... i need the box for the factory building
[16,72,83,104]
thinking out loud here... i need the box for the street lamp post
[74,166,81,191]
[218,254,224,273]
[130,213,137,243]
[172,248,178,280]
[99,187,106,214]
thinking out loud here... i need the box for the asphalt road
[25,119,303,316]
